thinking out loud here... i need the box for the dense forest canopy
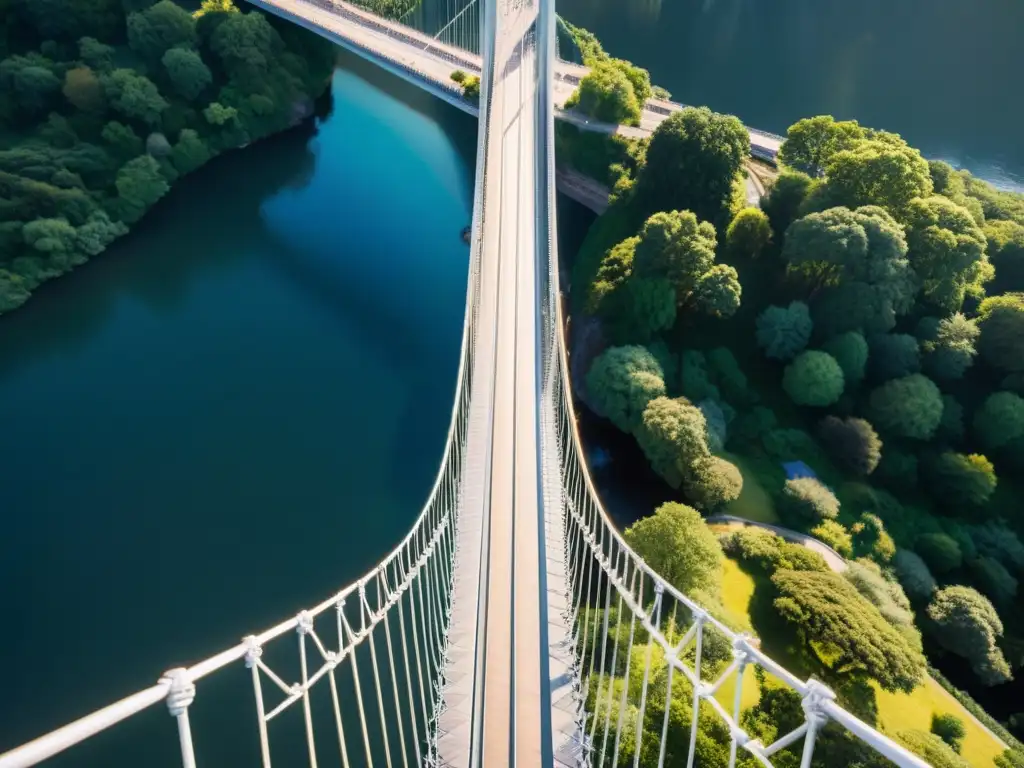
[0,0,335,314]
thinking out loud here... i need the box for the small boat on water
[461,225,472,244]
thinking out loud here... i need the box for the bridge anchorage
[0,0,933,765]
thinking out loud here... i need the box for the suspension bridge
[0,0,931,766]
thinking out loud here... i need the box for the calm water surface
[556,0,1024,188]
[0,53,477,755]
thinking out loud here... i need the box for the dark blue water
[0,54,477,755]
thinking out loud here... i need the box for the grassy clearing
[716,557,1005,767]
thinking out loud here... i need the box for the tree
[978,294,1024,373]
[986,219,1024,292]
[725,207,771,258]
[146,132,172,157]
[867,333,920,382]
[624,502,723,596]
[684,456,742,511]
[762,169,815,238]
[209,11,283,90]
[102,69,168,126]
[974,392,1024,451]
[915,533,962,574]
[892,550,936,603]
[867,374,943,440]
[162,48,212,101]
[63,66,105,112]
[127,0,197,60]
[897,730,970,768]
[930,713,966,754]
[852,513,896,563]
[567,60,641,126]
[101,120,144,160]
[937,394,965,443]
[843,559,917,639]
[617,277,676,342]
[925,452,997,509]
[782,350,844,406]
[79,37,115,71]
[755,301,812,361]
[969,521,1024,572]
[0,56,62,116]
[823,331,868,385]
[818,416,882,476]
[585,345,665,433]
[820,134,933,216]
[779,477,839,524]
[114,154,169,223]
[635,396,710,489]
[636,107,750,225]
[171,128,211,175]
[811,520,853,558]
[926,585,1012,686]
[905,195,990,310]
[632,210,740,318]
[778,115,865,177]
[772,569,925,693]
[970,557,1018,606]
[586,236,636,315]
[75,210,127,255]
[920,313,979,380]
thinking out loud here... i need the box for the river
[556,0,1024,189]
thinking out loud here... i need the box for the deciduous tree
[755,301,812,361]
[867,374,943,440]
[818,416,882,476]
[977,293,1024,373]
[725,207,771,258]
[823,331,868,385]
[127,0,197,60]
[624,502,723,595]
[634,396,710,489]
[162,47,212,101]
[779,115,865,177]
[782,350,844,406]
[586,345,666,433]
[926,585,1012,686]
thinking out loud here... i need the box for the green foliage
[209,10,281,90]
[779,115,865,177]
[127,0,197,60]
[866,333,919,382]
[986,219,1024,292]
[0,55,62,117]
[617,276,676,342]
[926,585,1012,686]
[970,556,1018,606]
[102,68,167,126]
[915,533,962,574]
[449,69,466,84]
[162,48,212,101]
[867,374,943,440]
[905,195,991,310]
[843,559,917,642]
[852,512,896,563]
[693,263,741,318]
[634,396,710,489]
[896,730,970,768]
[114,154,169,223]
[755,301,812,361]
[782,350,844,406]
[707,347,754,405]
[818,133,933,217]
[772,568,925,693]
[101,120,143,160]
[170,128,210,175]
[968,522,1024,572]
[725,206,771,258]
[784,205,914,338]
[977,293,1024,373]
[460,75,480,102]
[722,528,829,574]
[810,520,853,557]
[874,446,919,489]
[817,416,882,476]
[624,502,723,595]
[585,345,665,433]
[635,107,750,225]
[998,751,1024,768]
[63,66,104,112]
[974,391,1024,452]
[778,476,840,525]
[892,549,936,603]
[762,169,815,238]
[762,427,819,463]
[202,100,237,126]
[684,455,742,511]
[678,349,719,402]
[925,452,997,510]
[919,312,979,380]
[79,37,115,71]
[822,331,868,386]
[567,59,641,126]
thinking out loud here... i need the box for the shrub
[896,730,970,768]
[449,69,467,83]
[726,207,772,258]
[925,452,998,510]
[723,528,827,573]
[931,713,967,753]
[915,533,962,574]
[782,350,844,406]
[817,416,882,476]
[810,520,853,558]
[974,391,1024,451]
[893,550,937,603]
[867,374,943,440]
[926,585,1012,686]
[970,557,1018,606]
[823,331,869,386]
[778,477,840,526]
[755,302,812,361]
[852,512,895,563]
[867,333,921,382]
[624,502,723,595]
[684,456,743,511]
[586,345,665,433]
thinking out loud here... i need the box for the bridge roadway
[246,0,782,161]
